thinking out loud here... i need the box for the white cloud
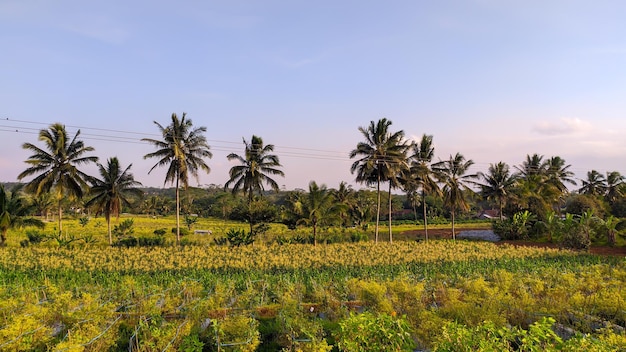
[532,117,592,136]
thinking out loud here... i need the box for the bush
[336,312,415,352]
[113,219,135,238]
[153,228,167,236]
[226,228,255,247]
[171,227,190,236]
[491,211,536,240]
[114,235,165,247]
[350,231,368,243]
[561,227,591,251]
[25,230,47,245]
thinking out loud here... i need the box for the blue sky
[1,0,625,190]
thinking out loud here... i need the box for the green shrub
[153,228,167,236]
[350,231,368,243]
[226,228,255,246]
[172,227,190,236]
[25,230,47,244]
[336,312,415,352]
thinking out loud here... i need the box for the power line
[2,118,624,175]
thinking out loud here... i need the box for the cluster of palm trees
[11,114,285,245]
[348,118,626,243]
[349,118,480,242]
[6,115,625,247]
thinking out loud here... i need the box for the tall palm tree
[142,113,212,244]
[85,157,144,245]
[434,153,477,240]
[225,135,284,235]
[477,162,518,221]
[406,134,441,241]
[294,181,345,246]
[605,171,625,204]
[0,185,45,245]
[18,123,98,233]
[349,118,407,243]
[579,170,607,196]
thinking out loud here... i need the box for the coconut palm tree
[349,118,407,243]
[406,134,441,241]
[142,113,212,244]
[225,135,284,235]
[332,181,356,227]
[85,157,144,245]
[513,154,558,219]
[477,162,518,221]
[293,181,345,246]
[605,171,625,204]
[579,170,607,196]
[31,192,54,221]
[18,123,98,233]
[434,153,477,240]
[545,156,576,192]
[0,185,45,245]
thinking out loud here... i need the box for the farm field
[0,217,625,351]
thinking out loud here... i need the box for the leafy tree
[85,157,143,245]
[293,181,345,246]
[350,118,407,243]
[225,135,284,235]
[18,123,98,233]
[142,113,212,244]
[477,161,517,221]
[434,153,477,239]
[579,170,607,196]
[0,185,45,245]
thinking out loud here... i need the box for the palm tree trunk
[422,190,428,242]
[375,178,380,244]
[176,178,181,245]
[451,209,456,240]
[388,182,393,243]
[107,215,112,245]
[58,199,63,234]
[313,222,317,246]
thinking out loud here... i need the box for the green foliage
[211,315,260,352]
[349,231,368,242]
[172,227,190,236]
[491,211,537,240]
[226,228,255,246]
[153,228,167,236]
[185,214,198,230]
[112,218,135,238]
[433,317,615,352]
[78,216,89,227]
[25,229,46,244]
[336,312,415,352]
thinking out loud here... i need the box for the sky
[1,0,625,191]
